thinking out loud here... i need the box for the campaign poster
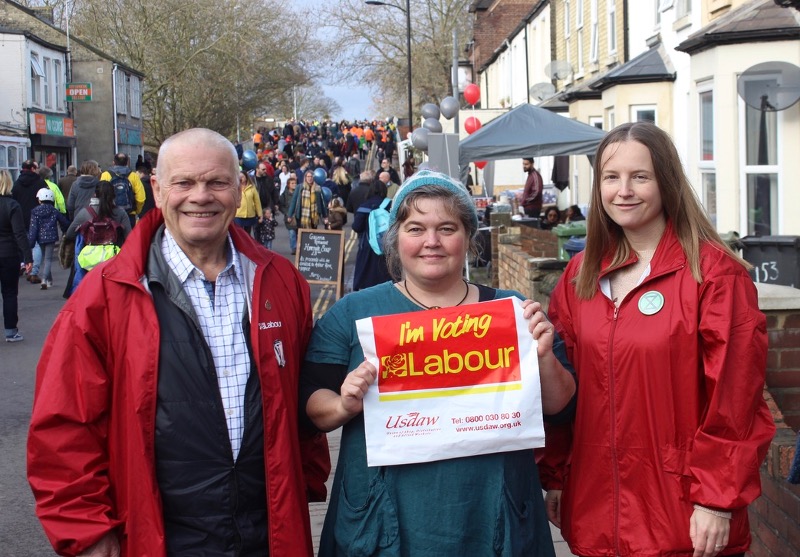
[356,296,544,467]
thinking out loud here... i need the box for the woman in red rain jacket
[541,122,775,557]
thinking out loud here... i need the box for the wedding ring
[715,544,724,548]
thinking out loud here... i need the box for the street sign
[66,82,92,102]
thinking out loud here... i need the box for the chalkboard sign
[742,235,800,288]
[295,229,345,298]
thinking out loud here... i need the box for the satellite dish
[529,82,556,102]
[545,60,573,81]
[737,61,800,111]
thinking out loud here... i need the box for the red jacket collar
[598,220,686,278]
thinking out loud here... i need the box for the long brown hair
[574,122,750,300]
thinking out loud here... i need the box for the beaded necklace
[402,279,470,310]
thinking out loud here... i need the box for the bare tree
[269,86,343,122]
[316,0,472,121]
[27,0,336,148]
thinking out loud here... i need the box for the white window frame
[605,107,615,130]
[54,59,63,110]
[607,0,617,55]
[698,86,714,164]
[0,140,28,181]
[576,0,584,27]
[43,57,52,108]
[676,0,690,18]
[130,75,141,118]
[738,90,781,235]
[115,71,128,115]
[590,0,599,63]
[589,115,603,129]
[30,53,44,107]
[631,104,657,124]
[697,83,716,226]
[564,0,571,38]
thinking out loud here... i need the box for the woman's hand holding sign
[522,300,576,415]
[340,361,378,417]
[306,360,378,432]
[523,300,555,357]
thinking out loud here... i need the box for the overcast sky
[293,0,375,121]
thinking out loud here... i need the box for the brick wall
[748,306,800,557]
[765,311,800,431]
[472,0,536,72]
[748,389,799,557]
[495,224,564,308]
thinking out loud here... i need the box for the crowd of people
[0,153,149,341]
[5,120,779,557]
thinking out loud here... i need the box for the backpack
[367,197,391,255]
[76,207,122,271]
[109,170,135,212]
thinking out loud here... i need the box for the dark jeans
[235,217,258,235]
[0,256,21,331]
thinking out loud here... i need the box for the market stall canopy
[459,103,606,166]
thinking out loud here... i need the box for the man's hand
[545,490,563,528]
[77,532,120,557]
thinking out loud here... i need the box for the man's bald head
[157,128,238,180]
[379,171,391,184]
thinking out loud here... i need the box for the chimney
[30,6,55,24]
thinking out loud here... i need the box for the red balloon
[464,116,482,135]
[475,160,487,170]
[464,83,481,106]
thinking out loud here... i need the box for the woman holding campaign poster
[300,170,577,557]
[542,122,775,557]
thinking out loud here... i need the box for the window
[697,85,716,226]
[605,107,615,129]
[590,0,599,63]
[564,0,571,38]
[54,59,63,110]
[699,90,713,161]
[130,76,141,118]
[742,77,778,235]
[115,71,128,115]
[702,173,717,227]
[0,144,25,181]
[631,105,656,123]
[31,54,44,106]
[607,0,617,54]
[589,116,603,129]
[43,58,52,108]
[676,0,690,18]
[577,27,584,73]
[576,0,584,27]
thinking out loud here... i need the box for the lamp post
[365,0,413,131]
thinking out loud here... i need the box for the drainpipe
[622,0,629,63]
[525,24,531,104]
[111,64,119,153]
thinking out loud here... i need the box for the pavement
[1,214,574,556]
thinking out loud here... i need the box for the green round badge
[638,291,664,316]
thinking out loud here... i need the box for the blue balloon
[313,168,327,186]
[321,186,332,204]
[241,150,258,170]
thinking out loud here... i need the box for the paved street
[0,217,573,556]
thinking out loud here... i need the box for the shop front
[29,111,77,180]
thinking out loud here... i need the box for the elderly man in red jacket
[27,128,330,557]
